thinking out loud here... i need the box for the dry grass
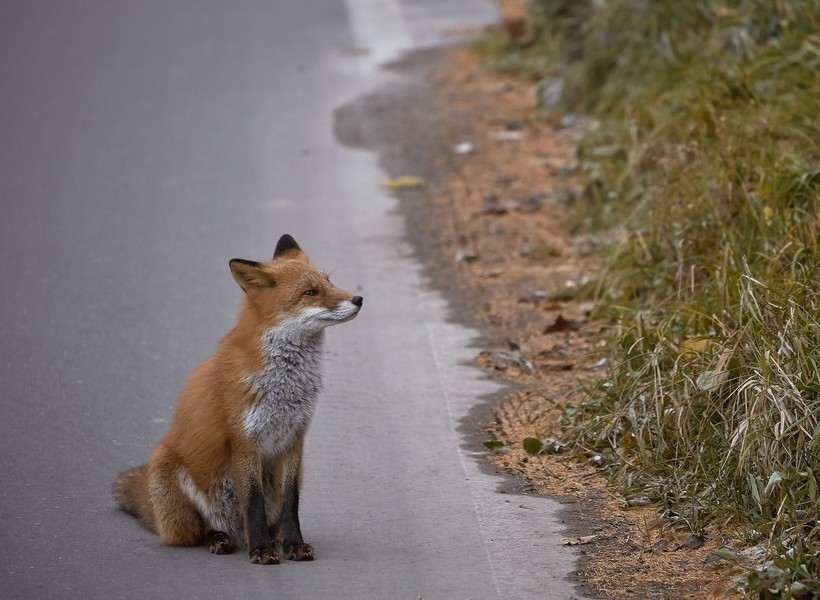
[476,0,820,595]
[421,46,740,598]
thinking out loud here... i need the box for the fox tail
[112,465,156,532]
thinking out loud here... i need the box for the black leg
[245,479,279,565]
[280,477,314,561]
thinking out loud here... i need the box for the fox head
[228,234,363,332]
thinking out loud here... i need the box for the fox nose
[351,296,363,307]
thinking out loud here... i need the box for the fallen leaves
[424,45,737,599]
[522,436,567,456]
[477,350,535,374]
[543,314,583,334]
[383,175,426,190]
[561,535,597,546]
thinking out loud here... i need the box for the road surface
[0,1,581,598]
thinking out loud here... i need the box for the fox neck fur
[243,320,324,459]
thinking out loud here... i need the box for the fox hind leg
[148,451,204,547]
[205,530,235,555]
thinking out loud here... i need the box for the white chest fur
[243,324,324,457]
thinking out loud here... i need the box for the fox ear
[273,234,309,262]
[229,259,275,291]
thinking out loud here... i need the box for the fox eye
[304,289,319,297]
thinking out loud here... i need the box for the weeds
[481,0,820,595]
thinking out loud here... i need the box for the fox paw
[249,546,280,565]
[206,531,235,555]
[286,543,315,561]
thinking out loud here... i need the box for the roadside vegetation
[481,1,820,596]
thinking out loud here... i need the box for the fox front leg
[245,480,279,565]
[280,479,314,561]
[277,442,314,561]
[236,457,279,565]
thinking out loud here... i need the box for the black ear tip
[274,234,301,257]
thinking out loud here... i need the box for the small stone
[556,160,580,177]
[625,497,652,507]
[678,535,705,551]
[738,544,766,566]
[455,249,478,262]
[518,191,547,213]
[481,196,520,215]
[502,119,524,130]
[560,535,597,546]
[537,77,564,110]
[453,141,475,155]
[542,438,567,454]
[558,114,584,129]
[494,351,535,373]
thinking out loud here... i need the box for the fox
[113,234,362,564]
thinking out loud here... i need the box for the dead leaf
[455,248,479,262]
[478,350,535,374]
[676,535,705,551]
[481,196,520,214]
[680,337,710,355]
[544,314,581,334]
[560,535,597,546]
[383,175,426,190]
[624,497,652,508]
[488,130,526,142]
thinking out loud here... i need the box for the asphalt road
[0,2,581,598]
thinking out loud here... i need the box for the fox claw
[286,543,315,561]
[249,546,280,565]
[206,531,235,555]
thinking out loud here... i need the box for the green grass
[480,0,820,595]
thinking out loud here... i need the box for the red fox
[113,234,362,564]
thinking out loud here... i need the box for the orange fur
[113,235,361,563]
